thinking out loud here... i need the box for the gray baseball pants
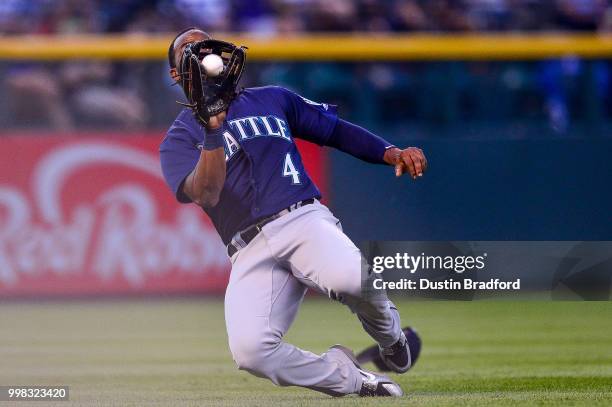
[224,200,402,396]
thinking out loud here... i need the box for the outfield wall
[1,134,610,297]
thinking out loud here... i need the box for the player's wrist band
[203,127,226,150]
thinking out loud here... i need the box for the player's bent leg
[226,312,402,397]
[224,232,363,396]
[227,329,362,396]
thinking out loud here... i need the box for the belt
[227,198,315,257]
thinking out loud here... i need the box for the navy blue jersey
[160,86,338,245]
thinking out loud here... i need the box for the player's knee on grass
[228,332,280,378]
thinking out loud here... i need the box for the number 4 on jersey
[283,153,301,184]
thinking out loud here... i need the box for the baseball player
[160,28,427,397]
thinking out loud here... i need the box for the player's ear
[170,68,180,83]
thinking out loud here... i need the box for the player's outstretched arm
[326,118,427,180]
[182,112,227,208]
[278,87,427,179]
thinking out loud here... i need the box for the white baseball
[202,54,224,77]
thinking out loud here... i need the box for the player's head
[168,28,211,82]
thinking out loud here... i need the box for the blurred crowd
[1,0,611,34]
[0,0,611,136]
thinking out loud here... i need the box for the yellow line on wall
[0,33,611,60]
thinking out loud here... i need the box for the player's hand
[206,111,227,130]
[384,147,428,179]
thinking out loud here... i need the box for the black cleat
[380,331,410,373]
[356,327,422,374]
[330,344,403,397]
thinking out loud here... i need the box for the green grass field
[0,299,610,406]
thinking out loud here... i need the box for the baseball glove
[177,39,247,126]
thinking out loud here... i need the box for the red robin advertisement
[0,134,327,297]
